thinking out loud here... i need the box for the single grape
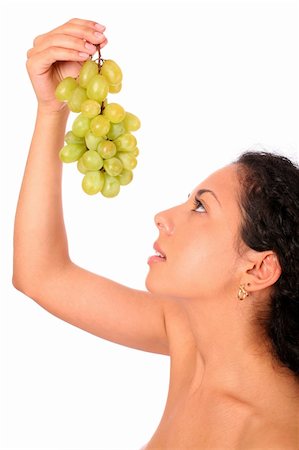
[81,150,103,170]
[114,133,137,152]
[59,144,86,163]
[72,114,91,137]
[101,174,120,198]
[102,103,126,124]
[90,115,110,137]
[116,152,137,170]
[77,157,89,174]
[64,131,85,145]
[97,140,117,159]
[81,99,101,118]
[85,130,105,151]
[82,171,105,195]
[68,86,88,112]
[103,157,123,176]
[86,74,109,102]
[78,60,99,88]
[132,147,139,157]
[123,112,141,132]
[106,122,125,140]
[100,60,123,85]
[117,169,133,186]
[109,83,122,94]
[55,77,77,101]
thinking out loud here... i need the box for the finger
[67,18,106,31]
[49,18,106,36]
[27,34,100,59]
[34,23,106,49]
[99,37,108,49]
[26,46,92,75]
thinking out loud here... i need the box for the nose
[154,209,174,235]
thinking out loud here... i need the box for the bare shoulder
[241,414,299,450]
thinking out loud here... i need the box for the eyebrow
[188,189,221,206]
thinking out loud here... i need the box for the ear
[244,251,281,292]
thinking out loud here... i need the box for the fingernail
[94,32,104,40]
[78,52,90,59]
[85,42,96,51]
[100,39,108,48]
[95,23,106,31]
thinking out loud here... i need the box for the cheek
[146,236,238,298]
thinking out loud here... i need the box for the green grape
[86,74,109,102]
[117,169,133,186]
[117,152,137,170]
[64,131,85,145]
[103,157,123,176]
[78,60,99,88]
[114,133,137,152]
[123,112,141,132]
[77,157,89,174]
[100,59,122,85]
[56,54,140,198]
[132,147,139,157]
[59,144,86,163]
[90,115,110,137]
[109,83,122,94]
[85,130,105,151]
[81,99,101,118]
[55,77,77,101]
[82,171,105,195]
[106,122,125,140]
[102,103,126,124]
[81,150,103,170]
[101,174,120,198]
[72,114,91,137]
[97,140,117,159]
[68,86,88,112]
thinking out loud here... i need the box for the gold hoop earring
[238,285,249,301]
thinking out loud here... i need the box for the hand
[26,18,108,113]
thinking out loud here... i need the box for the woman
[13,18,299,450]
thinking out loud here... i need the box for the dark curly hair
[234,151,299,377]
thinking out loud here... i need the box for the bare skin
[13,19,299,450]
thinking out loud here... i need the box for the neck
[182,294,298,402]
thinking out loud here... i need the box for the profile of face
[146,164,246,302]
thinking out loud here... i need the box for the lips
[147,241,167,265]
[153,242,167,260]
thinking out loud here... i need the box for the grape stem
[96,45,106,113]
[96,45,103,70]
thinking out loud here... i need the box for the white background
[1,0,298,449]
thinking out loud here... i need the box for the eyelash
[192,198,206,213]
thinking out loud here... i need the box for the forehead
[191,164,240,204]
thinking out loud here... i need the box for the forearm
[13,107,71,290]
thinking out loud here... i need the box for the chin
[145,272,163,295]
[145,273,154,293]
[145,272,176,297]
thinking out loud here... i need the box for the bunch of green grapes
[55,56,140,197]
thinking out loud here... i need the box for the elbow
[12,253,43,296]
[12,272,40,299]
[12,255,26,292]
[12,272,28,294]
[12,260,36,296]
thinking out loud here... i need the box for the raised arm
[13,18,169,355]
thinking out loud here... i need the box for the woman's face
[146,164,244,300]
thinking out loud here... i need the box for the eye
[192,198,206,213]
